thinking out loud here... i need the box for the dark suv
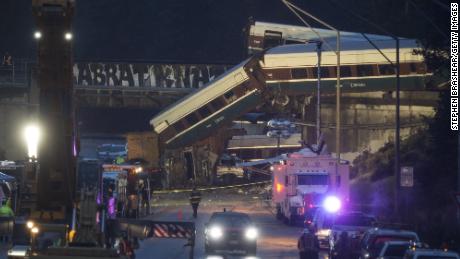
[359,228,420,259]
[204,211,258,256]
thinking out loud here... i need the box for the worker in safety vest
[189,187,201,219]
[0,199,13,217]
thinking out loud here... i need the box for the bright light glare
[135,167,143,173]
[65,32,72,40]
[245,227,258,240]
[209,226,223,239]
[31,227,39,234]
[26,221,34,229]
[276,183,283,193]
[323,196,341,213]
[34,31,42,39]
[24,124,41,160]
[316,229,331,236]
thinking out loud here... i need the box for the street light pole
[395,38,401,216]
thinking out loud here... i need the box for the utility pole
[325,0,402,218]
[32,0,76,214]
[281,0,341,191]
[313,41,323,147]
[395,38,400,216]
[306,40,323,146]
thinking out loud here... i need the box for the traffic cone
[177,209,183,220]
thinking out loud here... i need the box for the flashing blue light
[323,195,341,213]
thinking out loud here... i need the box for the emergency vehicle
[271,147,349,225]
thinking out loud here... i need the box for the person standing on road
[189,187,201,219]
[119,234,135,259]
[336,231,351,259]
[0,199,13,217]
[298,228,319,259]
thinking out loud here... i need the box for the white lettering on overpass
[73,63,230,88]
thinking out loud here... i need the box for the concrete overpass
[1,60,232,108]
[0,60,440,163]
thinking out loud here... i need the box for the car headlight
[245,227,258,240]
[208,226,223,240]
[316,229,331,236]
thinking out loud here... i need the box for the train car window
[416,63,427,74]
[312,67,331,78]
[340,66,352,77]
[291,68,308,79]
[409,63,417,73]
[378,64,395,75]
[263,30,283,49]
[356,65,373,76]
[224,90,236,102]
[210,98,225,111]
[399,63,411,74]
[198,105,213,119]
[173,121,186,132]
[185,113,199,125]
[285,39,304,44]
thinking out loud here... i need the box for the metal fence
[0,60,31,87]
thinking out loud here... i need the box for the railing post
[12,62,15,83]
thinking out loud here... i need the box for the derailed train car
[150,56,266,149]
[150,22,435,187]
[152,36,430,149]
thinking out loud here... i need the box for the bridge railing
[0,60,32,88]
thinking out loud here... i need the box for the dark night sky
[1,0,448,63]
[0,0,448,133]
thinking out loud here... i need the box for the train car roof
[251,21,396,42]
[262,38,422,67]
[266,38,418,54]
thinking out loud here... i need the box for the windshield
[210,214,252,227]
[334,214,375,227]
[371,235,417,255]
[298,175,328,185]
[383,244,411,256]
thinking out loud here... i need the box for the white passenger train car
[152,21,433,149]
[261,39,429,93]
[150,57,265,148]
[246,21,391,55]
